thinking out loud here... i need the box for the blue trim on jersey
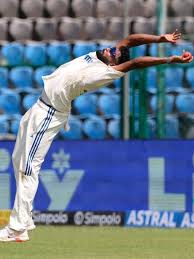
[25,107,55,176]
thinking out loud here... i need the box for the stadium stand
[21,0,44,18]
[83,115,106,139]
[0,68,8,88]
[0,0,193,139]
[0,0,19,17]
[60,115,83,139]
[45,0,69,18]
[10,66,33,89]
[71,0,95,17]
[35,18,58,41]
[9,18,33,41]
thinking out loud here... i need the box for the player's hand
[161,29,181,43]
[171,52,193,63]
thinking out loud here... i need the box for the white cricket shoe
[27,217,36,231]
[27,223,36,231]
[0,226,29,242]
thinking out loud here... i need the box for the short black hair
[117,46,130,64]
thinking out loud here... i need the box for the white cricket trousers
[9,99,69,231]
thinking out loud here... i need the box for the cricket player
[0,30,193,242]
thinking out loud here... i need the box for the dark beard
[96,50,110,65]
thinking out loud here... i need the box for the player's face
[102,47,122,65]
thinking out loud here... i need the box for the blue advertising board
[0,140,194,215]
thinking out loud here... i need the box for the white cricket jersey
[42,51,125,113]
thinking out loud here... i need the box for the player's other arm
[116,30,181,48]
[113,53,193,73]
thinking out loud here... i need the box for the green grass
[0,226,194,259]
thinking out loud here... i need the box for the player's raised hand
[161,29,181,43]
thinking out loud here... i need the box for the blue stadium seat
[10,67,33,89]
[150,94,175,113]
[96,87,115,94]
[74,94,97,115]
[47,42,71,66]
[0,89,21,114]
[114,78,122,90]
[146,68,157,93]
[83,115,106,139]
[164,68,184,92]
[149,43,158,56]
[60,116,83,139]
[135,117,156,139]
[0,68,8,89]
[0,116,9,135]
[132,45,146,57]
[10,116,22,135]
[186,67,194,90]
[34,66,56,87]
[166,42,194,56]
[165,115,180,139]
[175,94,194,113]
[25,43,47,67]
[23,93,40,111]
[107,118,120,139]
[98,94,120,116]
[1,43,24,66]
[73,41,97,57]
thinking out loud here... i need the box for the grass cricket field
[0,226,194,259]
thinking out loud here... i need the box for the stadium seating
[1,42,24,66]
[107,117,120,139]
[73,94,98,115]
[22,93,40,111]
[60,116,83,139]
[132,17,156,34]
[46,0,69,18]
[73,41,97,58]
[107,17,125,41]
[72,0,95,17]
[165,115,180,138]
[34,66,56,87]
[21,0,44,18]
[184,17,194,35]
[96,0,123,18]
[10,116,21,135]
[59,17,83,41]
[146,68,157,93]
[0,0,19,17]
[150,94,175,113]
[0,18,8,41]
[9,18,33,41]
[175,94,194,113]
[164,68,184,92]
[0,116,9,134]
[83,115,106,139]
[169,0,193,17]
[10,66,33,89]
[185,67,194,90]
[98,94,120,116]
[84,17,107,40]
[0,68,8,88]
[25,43,47,67]
[0,89,20,114]
[47,42,71,66]
[35,18,58,41]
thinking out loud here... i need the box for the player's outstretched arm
[113,52,193,73]
[116,30,181,48]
